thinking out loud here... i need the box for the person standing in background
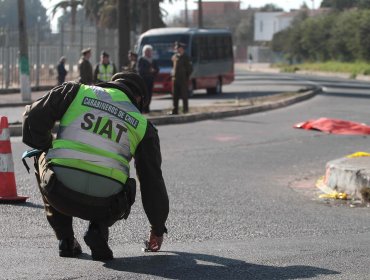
[248,53,253,70]
[125,50,138,72]
[138,45,159,113]
[78,48,93,85]
[94,51,117,83]
[57,56,68,85]
[171,41,192,115]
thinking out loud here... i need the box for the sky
[41,0,324,31]
[162,0,323,14]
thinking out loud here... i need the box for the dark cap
[101,51,109,57]
[111,71,148,112]
[175,41,186,48]
[81,48,91,55]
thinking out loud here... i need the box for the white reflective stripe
[46,149,129,174]
[58,126,132,160]
[89,86,111,100]
[0,154,14,172]
[0,128,10,141]
[116,100,140,114]
[88,86,140,114]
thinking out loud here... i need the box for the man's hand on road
[144,230,163,252]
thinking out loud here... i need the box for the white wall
[254,12,293,42]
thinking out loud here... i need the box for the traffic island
[319,155,370,202]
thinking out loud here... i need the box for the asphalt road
[2,71,370,279]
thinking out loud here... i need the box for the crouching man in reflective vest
[22,71,169,261]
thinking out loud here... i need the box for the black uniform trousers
[36,153,133,240]
[172,79,188,114]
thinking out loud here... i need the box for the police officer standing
[22,71,169,261]
[94,51,117,83]
[171,41,193,114]
[78,48,93,85]
[57,56,68,85]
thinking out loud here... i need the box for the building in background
[254,12,293,42]
[192,1,240,25]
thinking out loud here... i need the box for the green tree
[328,10,359,61]
[260,3,283,12]
[358,0,370,9]
[300,15,335,61]
[272,9,308,62]
[0,0,49,32]
[51,0,83,42]
[357,9,370,61]
[140,0,166,33]
[234,12,254,47]
[321,0,358,10]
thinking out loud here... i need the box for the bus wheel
[215,78,222,94]
[206,78,222,95]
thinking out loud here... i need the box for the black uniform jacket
[78,58,93,85]
[22,81,169,235]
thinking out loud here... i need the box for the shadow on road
[0,201,44,209]
[104,251,339,279]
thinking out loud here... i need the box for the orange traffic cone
[0,116,28,203]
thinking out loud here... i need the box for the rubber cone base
[0,196,28,203]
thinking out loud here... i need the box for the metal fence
[0,24,119,91]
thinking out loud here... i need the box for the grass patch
[275,61,370,76]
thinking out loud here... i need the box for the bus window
[191,36,199,61]
[199,36,208,62]
[215,36,223,60]
[208,36,217,60]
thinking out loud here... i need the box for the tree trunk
[151,0,165,28]
[17,0,31,101]
[140,0,149,33]
[117,0,130,70]
[71,6,77,43]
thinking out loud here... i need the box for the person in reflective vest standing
[22,71,169,261]
[94,51,117,83]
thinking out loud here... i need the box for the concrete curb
[0,102,30,108]
[9,89,319,137]
[149,89,318,126]
[323,157,370,201]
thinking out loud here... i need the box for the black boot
[84,222,113,261]
[59,237,82,258]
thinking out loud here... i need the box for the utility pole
[17,0,31,101]
[198,0,203,28]
[5,26,10,89]
[185,0,189,27]
[35,17,40,88]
